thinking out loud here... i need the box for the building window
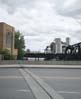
[6,32,11,48]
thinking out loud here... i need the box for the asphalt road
[0,66,81,99]
[30,68,81,99]
[0,68,35,99]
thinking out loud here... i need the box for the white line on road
[39,76,81,80]
[58,91,81,94]
[16,89,31,93]
[19,69,51,99]
[25,69,64,99]
[0,76,22,79]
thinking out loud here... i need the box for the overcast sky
[0,0,81,52]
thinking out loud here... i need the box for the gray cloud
[58,8,81,17]
[0,0,34,14]
[55,0,81,17]
[0,0,81,51]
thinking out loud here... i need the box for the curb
[0,65,81,69]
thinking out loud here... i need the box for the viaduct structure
[24,42,81,60]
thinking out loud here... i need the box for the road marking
[24,69,64,99]
[58,91,81,94]
[16,89,31,93]
[39,76,81,80]
[0,76,23,79]
[19,69,52,99]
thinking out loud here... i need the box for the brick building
[0,22,17,56]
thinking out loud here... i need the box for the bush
[10,55,16,60]
[0,49,10,60]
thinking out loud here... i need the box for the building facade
[45,37,70,54]
[52,37,70,54]
[0,22,17,56]
[55,38,62,53]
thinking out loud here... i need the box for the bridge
[24,53,66,60]
[65,42,81,54]
[24,42,81,60]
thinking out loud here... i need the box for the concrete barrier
[0,60,81,65]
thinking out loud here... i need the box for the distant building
[45,37,70,54]
[50,42,56,53]
[52,37,70,54]
[0,22,18,57]
[66,37,70,46]
[44,46,51,53]
[55,38,62,53]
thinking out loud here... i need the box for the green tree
[0,49,10,60]
[15,31,25,59]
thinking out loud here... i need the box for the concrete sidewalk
[23,64,81,69]
[0,64,81,69]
